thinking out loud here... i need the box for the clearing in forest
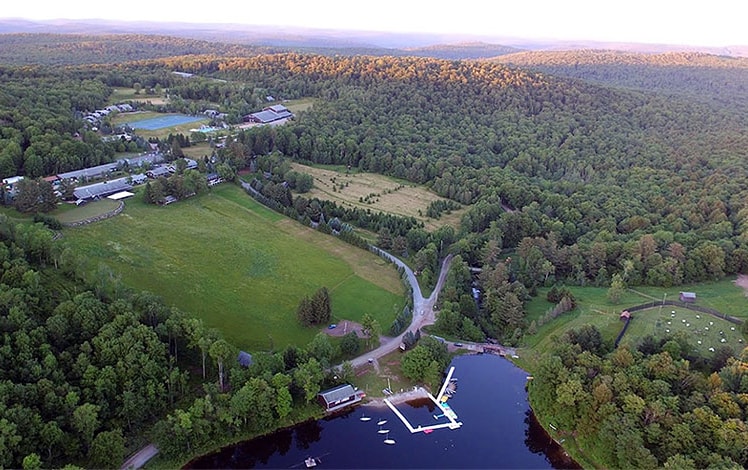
[291,163,466,231]
[62,184,405,351]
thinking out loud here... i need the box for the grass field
[520,284,747,365]
[291,163,466,231]
[62,184,405,351]
[110,88,169,105]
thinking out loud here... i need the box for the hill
[493,49,748,107]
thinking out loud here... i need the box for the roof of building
[2,176,24,185]
[267,104,289,113]
[251,110,284,123]
[147,166,172,177]
[74,178,133,200]
[318,384,356,404]
[59,162,119,181]
[238,351,253,367]
[107,191,135,200]
[680,292,697,298]
[131,174,148,184]
[123,153,164,167]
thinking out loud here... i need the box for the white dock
[384,367,462,434]
[435,366,456,402]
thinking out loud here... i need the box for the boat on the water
[383,432,396,445]
[377,428,390,434]
[360,413,372,422]
[305,457,318,468]
[377,419,387,426]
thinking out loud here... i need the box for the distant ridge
[1,18,746,57]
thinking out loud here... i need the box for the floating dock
[383,366,462,433]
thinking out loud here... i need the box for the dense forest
[530,325,748,468]
[494,50,748,108]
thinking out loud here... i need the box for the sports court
[126,114,204,130]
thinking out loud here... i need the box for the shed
[237,351,253,367]
[679,292,696,303]
[317,384,363,412]
[620,310,631,320]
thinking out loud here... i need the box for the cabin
[317,384,364,412]
[679,292,697,303]
[146,166,171,179]
[620,310,631,321]
[237,351,253,367]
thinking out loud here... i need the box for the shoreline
[362,386,431,408]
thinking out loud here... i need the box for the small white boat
[383,432,396,445]
[305,457,317,468]
[377,419,387,426]
[378,428,390,434]
[360,413,371,422]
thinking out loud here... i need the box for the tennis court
[127,114,204,130]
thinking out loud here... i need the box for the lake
[187,354,580,469]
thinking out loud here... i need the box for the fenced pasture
[290,163,466,231]
[62,184,405,351]
[522,285,747,361]
[54,199,121,224]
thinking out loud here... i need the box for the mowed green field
[520,284,747,366]
[62,184,405,351]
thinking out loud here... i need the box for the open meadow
[519,283,747,367]
[291,163,466,231]
[62,184,405,351]
[110,87,170,105]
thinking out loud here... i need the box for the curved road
[347,249,453,368]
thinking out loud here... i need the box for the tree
[88,429,125,469]
[607,273,626,304]
[307,332,335,366]
[21,453,41,470]
[72,403,100,452]
[360,313,381,347]
[296,296,314,326]
[271,373,293,420]
[294,358,324,402]
[209,339,234,392]
[339,331,361,356]
[311,287,331,324]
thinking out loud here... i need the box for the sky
[2,0,747,47]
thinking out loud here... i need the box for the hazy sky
[3,0,746,47]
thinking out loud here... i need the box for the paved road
[120,443,158,470]
[347,250,453,368]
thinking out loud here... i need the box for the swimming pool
[126,114,205,130]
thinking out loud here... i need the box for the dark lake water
[187,354,580,469]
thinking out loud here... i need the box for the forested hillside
[493,50,748,108]
[0,34,282,65]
